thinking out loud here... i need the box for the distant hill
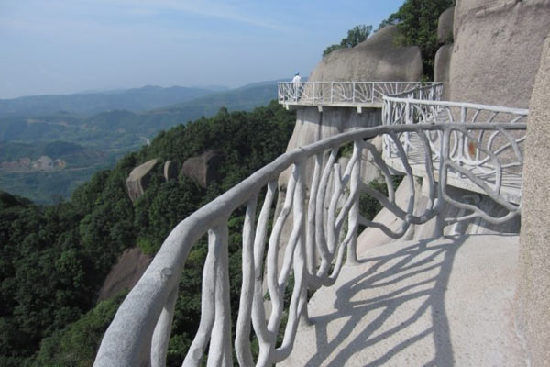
[0,80,284,203]
[157,79,284,115]
[0,85,218,117]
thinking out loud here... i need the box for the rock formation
[516,31,550,367]
[434,6,455,99]
[125,159,159,203]
[181,150,222,188]
[97,247,152,302]
[310,25,423,82]
[437,6,455,44]
[434,44,453,99]
[163,160,178,181]
[448,0,550,107]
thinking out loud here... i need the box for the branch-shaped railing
[382,95,528,203]
[94,121,525,366]
[278,82,443,106]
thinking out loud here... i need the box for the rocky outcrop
[516,31,550,367]
[163,160,178,181]
[434,44,453,99]
[126,159,159,202]
[434,6,455,99]
[181,150,222,188]
[310,26,423,82]
[448,0,550,107]
[97,247,152,302]
[437,6,455,44]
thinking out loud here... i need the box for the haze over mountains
[0,85,225,117]
[0,80,284,203]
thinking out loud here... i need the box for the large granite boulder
[437,6,455,44]
[310,25,423,82]
[97,247,152,301]
[163,160,178,181]
[126,159,159,203]
[516,31,550,367]
[449,0,550,107]
[181,150,222,188]
[434,44,453,99]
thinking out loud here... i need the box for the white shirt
[292,74,302,85]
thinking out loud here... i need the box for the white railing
[278,82,443,106]
[94,120,525,366]
[382,95,528,201]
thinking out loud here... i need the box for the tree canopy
[323,25,373,56]
[380,0,455,80]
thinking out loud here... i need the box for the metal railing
[94,122,525,366]
[278,82,443,106]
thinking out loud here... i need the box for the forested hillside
[0,81,281,203]
[0,101,295,366]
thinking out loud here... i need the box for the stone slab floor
[279,235,527,366]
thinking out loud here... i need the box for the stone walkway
[279,235,526,366]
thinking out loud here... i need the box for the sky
[0,0,404,99]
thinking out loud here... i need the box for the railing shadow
[304,236,467,366]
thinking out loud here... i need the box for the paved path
[279,235,526,366]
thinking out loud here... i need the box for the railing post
[434,128,451,237]
[207,224,233,367]
[346,140,362,265]
[235,197,258,367]
[331,82,334,104]
[352,82,356,103]
[151,287,179,367]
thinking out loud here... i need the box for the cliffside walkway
[94,84,527,366]
[280,235,525,366]
[278,81,442,111]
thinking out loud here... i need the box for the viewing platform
[278,81,443,112]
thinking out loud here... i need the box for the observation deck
[278,81,442,112]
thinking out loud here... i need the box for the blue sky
[0,0,404,98]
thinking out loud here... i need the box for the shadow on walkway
[304,236,467,366]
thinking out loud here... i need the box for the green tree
[323,25,373,56]
[379,0,455,80]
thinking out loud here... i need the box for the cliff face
[517,31,550,367]
[448,0,550,107]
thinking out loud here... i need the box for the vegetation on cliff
[323,25,373,56]
[0,101,295,366]
[0,81,279,204]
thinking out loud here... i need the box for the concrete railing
[94,120,525,366]
[382,94,528,203]
[278,82,443,107]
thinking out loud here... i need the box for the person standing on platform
[292,72,302,101]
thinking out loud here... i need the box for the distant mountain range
[0,79,288,203]
[0,85,220,117]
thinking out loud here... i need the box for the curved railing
[278,82,443,106]
[94,119,525,366]
[382,95,528,203]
